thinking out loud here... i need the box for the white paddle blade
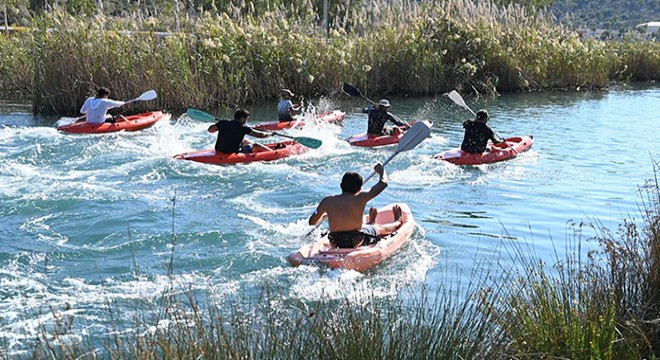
[447,90,476,115]
[363,121,432,183]
[55,117,78,127]
[137,90,157,101]
[396,121,432,153]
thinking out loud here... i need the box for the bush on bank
[1,0,659,114]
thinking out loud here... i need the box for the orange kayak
[346,121,430,147]
[288,203,415,272]
[345,128,405,147]
[173,140,308,165]
[253,110,345,131]
[57,111,170,134]
[435,135,534,165]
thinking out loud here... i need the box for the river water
[1,84,658,352]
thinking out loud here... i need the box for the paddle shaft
[447,91,518,155]
[362,96,411,127]
[363,152,397,183]
[271,132,322,149]
[305,121,431,236]
[73,90,156,123]
[343,83,410,127]
[185,109,322,149]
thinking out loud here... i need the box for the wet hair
[340,171,363,193]
[476,109,489,123]
[234,108,250,121]
[96,87,111,98]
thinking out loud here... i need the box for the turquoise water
[1,84,659,351]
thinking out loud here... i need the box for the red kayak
[173,140,308,165]
[288,203,416,272]
[253,110,345,131]
[346,121,429,147]
[57,111,170,134]
[435,135,534,165]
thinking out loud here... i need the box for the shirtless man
[308,163,404,248]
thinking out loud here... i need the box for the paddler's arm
[364,163,388,200]
[308,199,328,226]
[488,126,506,143]
[249,129,273,138]
[388,112,408,128]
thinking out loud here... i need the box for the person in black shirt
[362,99,409,136]
[207,109,274,154]
[460,109,505,154]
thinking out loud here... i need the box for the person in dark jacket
[460,109,505,153]
[362,99,409,136]
[208,109,274,154]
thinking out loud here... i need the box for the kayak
[435,135,534,165]
[173,140,308,165]
[346,128,405,147]
[253,110,345,131]
[346,121,430,147]
[57,111,170,134]
[288,203,415,272]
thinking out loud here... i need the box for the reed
[2,0,658,115]
[494,160,660,358]
[0,31,32,97]
[20,281,505,359]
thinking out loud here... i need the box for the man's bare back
[317,192,374,232]
[308,164,388,231]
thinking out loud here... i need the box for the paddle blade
[186,108,216,122]
[342,83,363,98]
[446,90,476,115]
[396,121,432,153]
[55,117,78,127]
[137,90,158,101]
[294,136,322,149]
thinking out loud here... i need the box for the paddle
[56,90,158,126]
[363,121,432,182]
[342,83,411,127]
[186,108,322,149]
[124,89,158,104]
[305,121,432,236]
[445,90,518,155]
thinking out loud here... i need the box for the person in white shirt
[277,89,303,122]
[80,87,125,124]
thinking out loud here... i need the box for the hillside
[549,0,660,32]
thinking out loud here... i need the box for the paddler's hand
[374,163,384,176]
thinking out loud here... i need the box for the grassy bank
[6,163,658,359]
[0,0,658,115]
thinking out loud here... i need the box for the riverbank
[17,164,660,359]
[0,0,658,115]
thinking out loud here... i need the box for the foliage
[0,0,659,114]
[494,160,660,358]
[550,0,660,31]
[494,0,555,7]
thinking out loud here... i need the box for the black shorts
[279,114,294,122]
[328,225,379,248]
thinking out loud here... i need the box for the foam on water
[1,87,659,352]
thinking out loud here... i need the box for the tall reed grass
[1,0,658,115]
[494,160,660,358]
